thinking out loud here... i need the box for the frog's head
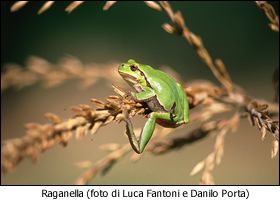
[118,59,149,90]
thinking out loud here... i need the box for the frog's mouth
[118,71,143,92]
[119,72,137,85]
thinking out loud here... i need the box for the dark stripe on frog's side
[136,65,177,118]
[146,95,176,116]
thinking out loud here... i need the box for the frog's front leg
[122,109,172,154]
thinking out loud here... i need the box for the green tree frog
[118,59,189,154]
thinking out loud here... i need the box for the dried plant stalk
[38,1,55,14]
[144,1,234,91]
[65,1,84,13]
[1,56,123,92]
[10,1,28,12]
[9,0,279,34]
[3,1,279,185]
[1,91,142,174]
[255,1,279,32]
[73,143,132,185]
[103,1,116,11]
[244,98,279,158]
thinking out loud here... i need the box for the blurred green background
[1,1,279,185]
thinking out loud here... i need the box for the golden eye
[130,64,138,71]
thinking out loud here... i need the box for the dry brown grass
[1,56,122,91]
[2,1,279,185]
[255,1,279,32]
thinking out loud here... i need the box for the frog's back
[147,69,180,110]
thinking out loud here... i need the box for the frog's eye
[130,64,138,71]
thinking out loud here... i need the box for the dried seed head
[271,138,279,158]
[65,1,84,13]
[103,1,116,10]
[76,124,90,139]
[200,171,215,185]
[91,99,106,109]
[45,113,62,123]
[71,106,86,116]
[215,59,231,82]
[38,1,55,14]
[144,1,162,12]
[231,115,240,133]
[261,126,267,141]
[162,23,175,34]
[10,1,28,12]
[189,33,202,49]
[190,160,206,176]
[257,104,269,112]
[90,121,103,135]
[216,144,224,165]
[205,152,215,171]
[74,161,92,168]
